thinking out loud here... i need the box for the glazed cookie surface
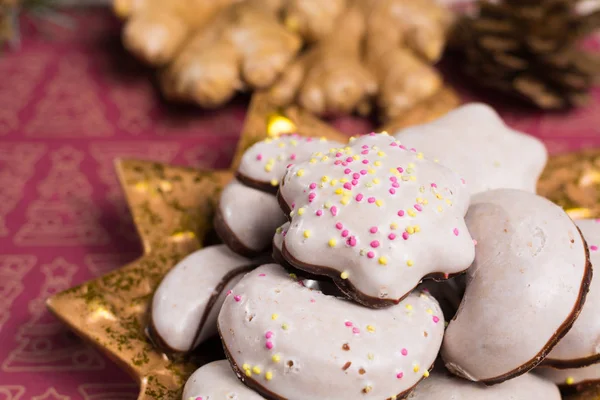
[408,372,560,399]
[151,245,259,353]
[537,363,600,388]
[237,134,342,192]
[393,103,547,195]
[278,133,475,307]
[544,219,600,368]
[182,360,265,400]
[442,189,591,384]
[218,264,445,400]
[215,180,287,257]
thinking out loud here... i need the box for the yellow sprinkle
[407,209,416,217]
[321,156,329,161]
[406,226,415,234]
[423,370,430,378]
[341,197,350,205]
[349,137,356,142]
[339,178,348,183]
[417,152,424,159]
[289,273,297,279]
[320,137,327,142]
[413,364,420,373]
[414,225,421,233]
[245,370,252,377]
[329,148,337,154]
[270,179,279,186]
[265,371,273,381]
[242,363,250,370]
[315,152,323,157]
[296,169,305,177]
[436,193,443,199]
[366,325,376,333]
[368,169,375,174]
[374,161,382,166]
[426,308,433,314]
[420,186,425,192]
[375,200,383,207]
[446,199,453,205]
[434,159,439,163]
[282,323,289,330]
[373,178,380,184]
[265,138,273,143]
[390,222,398,230]
[377,151,385,157]
[328,238,337,247]
[344,146,351,151]
[378,257,388,265]
[367,353,374,360]
[410,176,416,181]
[290,140,297,146]
[289,210,295,217]
[423,199,429,205]
[381,131,389,135]
[324,201,332,208]
[310,158,317,164]
[277,155,284,161]
[335,188,343,195]
[416,197,424,204]
[272,314,279,320]
[353,155,360,160]
[303,230,311,238]
[272,354,281,363]
[265,165,273,172]
[330,179,338,186]
[278,142,285,148]
[405,304,413,311]
[363,385,372,393]
[340,271,349,279]
[406,168,414,174]
[407,260,414,267]
[566,377,574,385]
[252,366,262,374]
[437,206,443,212]
[297,207,305,215]
[322,176,329,182]
[276,227,283,234]
[408,163,415,168]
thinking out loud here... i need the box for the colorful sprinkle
[234,295,241,302]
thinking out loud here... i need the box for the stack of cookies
[151,104,600,399]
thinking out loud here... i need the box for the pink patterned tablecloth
[1,8,600,400]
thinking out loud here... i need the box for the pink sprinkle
[410,148,416,152]
[290,154,296,160]
[346,157,353,162]
[461,178,466,184]
[336,222,344,230]
[402,232,410,240]
[352,327,360,334]
[352,180,358,186]
[316,210,323,216]
[472,239,477,245]
[396,372,404,379]
[392,182,400,188]
[431,183,437,188]
[309,183,317,189]
[334,160,342,165]
[287,164,293,168]
[343,182,352,190]
[389,188,396,195]
[356,194,364,202]
[362,160,369,164]
[391,142,398,147]
[265,331,273,339]
[596,219,600,223]
[266,341,274,349]
[399,145,406,150]
[401,348,408,356]
[362,145,369,149]
[360,170,367,175]
[397,167,404,173]
[370,227,378,234]
[259,274,266,277]
[342,230,349,238]
[370,240,380,248]
[353,173,360,179]
[345,321,353,327]
[390,176,397,182]
[398,210,405,217]
[234,295,241,302]
[331,206,338,216]
[453,228,459,236]
[309,193,316,199]
[256,154,263,161]
[414,204,423,212]
[367,251,375,258]
[388,233,396,240]
[291,203,295,209]
[342,162,348,167]
[592,245,598,251]
[310,299,316,303]
[369,132,376,136]
[347,236,357,247]
[433,316,440,323]
[336,152,343,157]
[226,290,232,295]
[361,150,369,155]
[368,197,376,204]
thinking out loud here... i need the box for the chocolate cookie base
[214,206,270,258]
[236,171,279,195]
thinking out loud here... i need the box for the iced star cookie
[237,134,343,193]
[215,180,287,257]
[537,363,600,390]
[183,360,265,400]
[218,264,445,400]
[151,245,262,353]
[544,219,600,368]
[442,189,592,384]
[277,133,475,308]
[408,372,560,399]
[393,103,547,195]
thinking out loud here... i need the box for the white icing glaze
[409,372,560,399]
[537,363,600,386]
[393,103,548,195]
[218,264,445,399]
[182,360,265,400]
[279,133,475,304]
[152,245,257,352]
[219,180,287,253]
[546,219,600,364]
[238,134,342,186]
[442,189,589,382]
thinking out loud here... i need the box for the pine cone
[451,0,600,109]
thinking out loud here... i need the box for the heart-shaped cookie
[278,133,475,307]
[151,245,261,353]
[543,219,600,368]
[442,189,592,384]
[215,180,287,257]
[218,264,445,399]
[537,363,600,389]
[183,360,265,400]
[393,103,547,196]
[409,371,560,399]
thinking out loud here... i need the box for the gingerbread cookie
[183,360,265,400]
[237,134,343,193]
[215,180,287,257]
[218,264,445,399]
[409,372,560,399]
[277,133,475,307]
[394,103,547,196]
[537,363,600,389]
[442,189,592,384]
[151,245,261,353]
[544,219,600,368]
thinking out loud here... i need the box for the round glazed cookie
[215,180,287,257]
[393,103,548,195]
[237,134,342,193]
[182,360,265,400]
[543,219,600,368]
[442,189,592,384]
[218,264,445,400]
[151,245,261,353]
[408,372,560,399]
[537,363,600,389]
[278,133,475,307]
